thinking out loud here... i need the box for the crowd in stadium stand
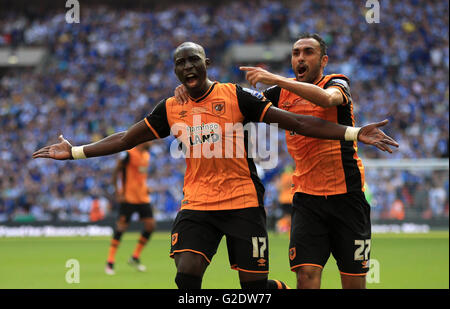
[0,0,448,223]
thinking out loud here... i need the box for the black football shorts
[289,191,371,276]
[170,207,269,274]
[119,202,153,222]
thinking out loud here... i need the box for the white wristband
[71,146,87,160]
[344,127,361,141]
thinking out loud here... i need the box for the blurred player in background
[105,141,155,275]
[275,165,294,234]
[33,41,397,289]
[238,33,379,289]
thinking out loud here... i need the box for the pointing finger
[239,66,257,71]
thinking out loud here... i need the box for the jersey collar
[189,82,218,103]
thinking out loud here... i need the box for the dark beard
[303,61,322,84]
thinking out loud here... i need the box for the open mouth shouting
[184,73,199,88]
[296,63,308,79]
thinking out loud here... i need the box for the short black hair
[298,33,328,57]
[173,42,206,60]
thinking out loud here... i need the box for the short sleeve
[263,85,282,108]
[236,85,273,123]
[144,99,171,139]
[324,78,352,106]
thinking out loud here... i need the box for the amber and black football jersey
[119,147,150,204]
[145,82,272,211]
[263,74,365,196]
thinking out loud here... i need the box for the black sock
[175,272,202,289]
[113,230,123,241]
[240,279,268,289]
[141,230,151,240]
[266,279,289,289]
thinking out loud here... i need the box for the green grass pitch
[0,231,448,289]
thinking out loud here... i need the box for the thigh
[289,193,331,272]
[137,203,154,219]
[118,202,135,223]
[170,210,223,265]
[328,191,372,276]
[223,207,269,274]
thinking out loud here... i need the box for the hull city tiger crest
[171,233,178,246]
[212,101,225,116]
[289,247,296,261]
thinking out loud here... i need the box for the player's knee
[296,266,322,288]
[116,224,129,232]
[144,219,155,232]
[297,265,322,279]
[175,252,208,277]
[117,216,129,231]
[340,274,366,289]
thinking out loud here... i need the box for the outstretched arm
[240,66,344,107]
[32,120,155,160]
[262,106,398,153]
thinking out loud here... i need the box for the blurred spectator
[412,182,430,218]
[428,172,448,218]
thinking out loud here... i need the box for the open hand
[174,84,189,104]
[358,120,399,153]
[32,135,73,160]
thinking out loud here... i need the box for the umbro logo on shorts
[257,258,266,267]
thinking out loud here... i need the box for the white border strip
[0,225,113,237]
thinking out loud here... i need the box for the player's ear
[321,55,328,68]
[205,58,211,67]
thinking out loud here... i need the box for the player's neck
[312,72,324,84]
[188,79,214,100]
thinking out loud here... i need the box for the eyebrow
[292,46,316,52]
[175,54,201,61]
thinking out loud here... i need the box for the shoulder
[148,98,169,114]
[327,73,350,81]
[324,74,350,88]
[263,84,282,97]
[164,97,177,107]
[159,97,180,115]
[213,82,238,95]
[235,84,265,100]
[324,74,352,105]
